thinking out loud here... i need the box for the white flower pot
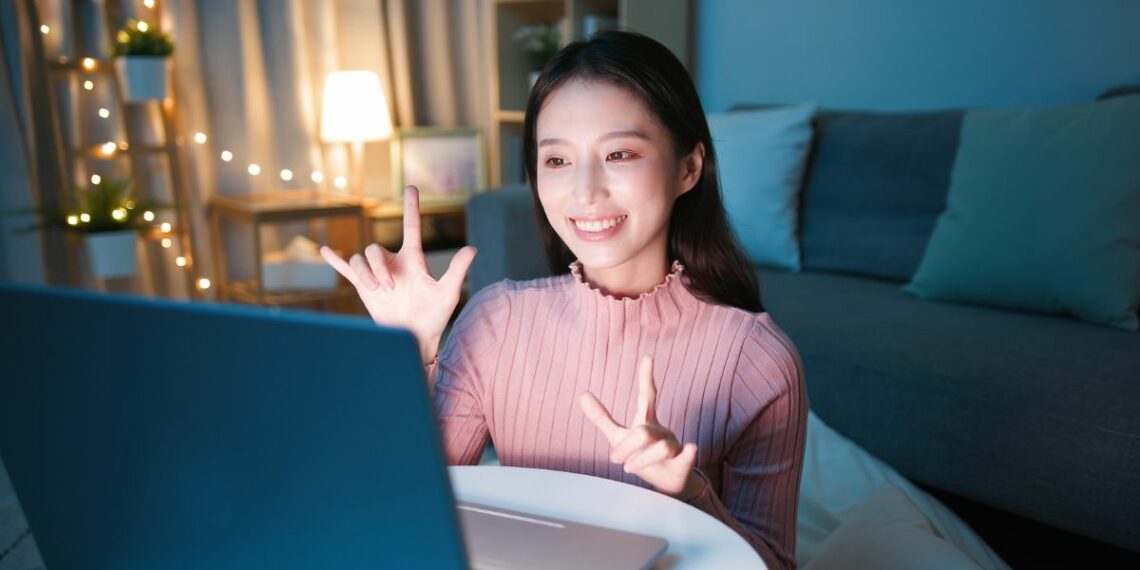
[114,56,170,102]
[84,229,138,279]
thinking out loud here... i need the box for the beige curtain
[169,0,489,297]
[1,0,489,298]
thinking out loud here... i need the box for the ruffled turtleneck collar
[567,259,689,306]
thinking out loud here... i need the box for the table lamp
[320,70,393,197]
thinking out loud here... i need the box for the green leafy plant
[5,178,174,234]
[512,23,560,71]
[113,19,174,57]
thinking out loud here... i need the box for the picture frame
[390,127,487,204]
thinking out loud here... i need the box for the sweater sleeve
[428,282,509,466]
[684,317,809,570]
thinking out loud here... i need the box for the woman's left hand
[580,354,706,501]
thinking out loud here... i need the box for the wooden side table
[208,190,367,307]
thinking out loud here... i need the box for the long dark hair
[523,30,763,313]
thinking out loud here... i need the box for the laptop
[0,283,667,569]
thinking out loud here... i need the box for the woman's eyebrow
[538,130,651,148]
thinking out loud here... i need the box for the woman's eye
[607,151,635,161]
[545,157,566,167]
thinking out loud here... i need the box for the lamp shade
[320,71,393,143]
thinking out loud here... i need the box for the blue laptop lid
[0,284,466,569]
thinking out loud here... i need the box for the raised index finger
[401,185,423,252]
[635,354,658,425]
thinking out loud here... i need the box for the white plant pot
[114,56,170,102]
[84,229,138,279]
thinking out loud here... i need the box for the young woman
[321,30,807,569]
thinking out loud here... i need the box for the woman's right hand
[319,186,477,365]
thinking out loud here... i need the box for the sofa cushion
[799,110,964,281]
[757,268,1140,552]
[465,186,551,294]
[905,95,1140,330]
[708,102,818,270]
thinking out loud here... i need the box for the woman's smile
[570,214,629,240]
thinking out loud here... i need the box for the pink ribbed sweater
[427,260,808,569]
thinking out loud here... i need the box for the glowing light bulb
[101,141,117,155]
[310,171,324,183]
[160,222,172,233]
[80,213,91,223]
[90,174,102,185]
[98,108,110,119]
[175,256,187,267]
[279,169,293,181]
[194,132,207,144]
[220,150,233,162]
[137,21,149,32]
[67,215,79,226]
[247,164,261,176]
[83,80,94,91]
[143,211,155,222]
[197,278,211,290]
[40,25,49,35]
[161,238,172,248]
[143,0,155,8]
[112,208,127,221]
[333,176,347,189]
[82,57,96,70]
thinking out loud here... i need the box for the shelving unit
[486,0,691,187]
[25,0,202,298]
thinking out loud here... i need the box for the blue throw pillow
[708,102,818,270]
[905,96,1140,330]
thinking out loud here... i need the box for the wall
[696,0,1140,112]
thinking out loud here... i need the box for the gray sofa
[464,105,1140,567]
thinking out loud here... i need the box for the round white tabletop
[449,466,764,569]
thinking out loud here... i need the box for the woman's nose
[572,157,607,206]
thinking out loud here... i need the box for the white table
[449,466,764,569]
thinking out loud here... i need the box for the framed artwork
[390,127,487,204]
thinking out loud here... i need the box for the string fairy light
[59,0,354,298]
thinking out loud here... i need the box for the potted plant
[512,23,560,89]
[6,178,172,279]
[113,19,174,102]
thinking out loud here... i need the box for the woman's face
[535,79,702,272]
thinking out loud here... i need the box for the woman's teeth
[573,215,627,232]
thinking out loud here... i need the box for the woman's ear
[678,142,705,196]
